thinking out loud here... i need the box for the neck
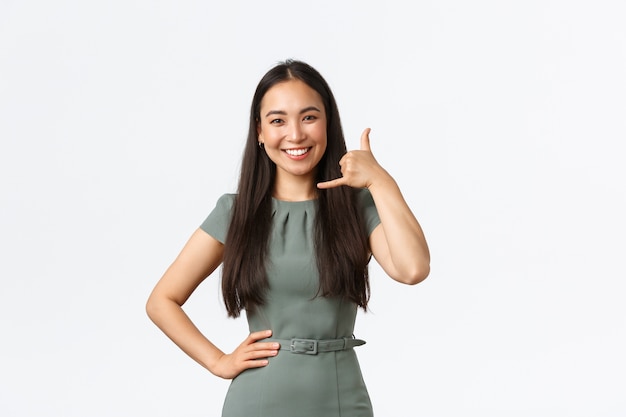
[273,171,317,201]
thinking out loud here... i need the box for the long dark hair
[221,59,370,318]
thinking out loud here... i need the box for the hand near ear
[317,128,386,190]
[318,128,431,286]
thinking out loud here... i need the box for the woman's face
[257,79,327,184]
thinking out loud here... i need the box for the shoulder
[354,188,380,235]
[355,187,375,208]
[215,193,236,211]
[199,193,237,243]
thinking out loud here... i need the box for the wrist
[367,169,395,192]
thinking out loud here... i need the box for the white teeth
[285,148,310,156]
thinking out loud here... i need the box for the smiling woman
[257,79,328,200]
[146,59,430,417]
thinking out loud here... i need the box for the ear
[256,119,262,140]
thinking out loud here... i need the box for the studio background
[1,1,624,416]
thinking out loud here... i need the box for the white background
[1,0,625,416]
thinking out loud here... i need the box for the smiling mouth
[284,147,311,157]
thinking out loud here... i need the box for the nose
[288,123,305,142]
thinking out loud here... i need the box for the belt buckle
[290,338,318,355]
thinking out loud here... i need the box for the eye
[270,118,284,125]
[303,115,317,121]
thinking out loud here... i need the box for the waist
[267,337,366,355]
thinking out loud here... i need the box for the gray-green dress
[200,189,380,417]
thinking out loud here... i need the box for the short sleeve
[357,188,381,236]
[199,194,235,243]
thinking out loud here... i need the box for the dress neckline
[271,197,317,206]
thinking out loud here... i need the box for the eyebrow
[264,106,321,118]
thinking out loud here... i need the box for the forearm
[368,172,430,283]
[146,296,224,375]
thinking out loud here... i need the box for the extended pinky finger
[317,178,344,189]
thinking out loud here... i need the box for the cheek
[317,139,328,161]
[262,130,279,146]
[320,137,328,150]
[314,125,328,144]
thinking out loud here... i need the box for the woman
[146,59,430,416]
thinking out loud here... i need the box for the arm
[317,128,430,285]
[145,228,279,379]
[367,178,430,285]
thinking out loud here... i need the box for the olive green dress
[200,189,380,417]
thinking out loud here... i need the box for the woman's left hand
[317,128,386,190]
[318,127,430,285]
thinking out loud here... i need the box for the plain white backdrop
[1,0,625,416]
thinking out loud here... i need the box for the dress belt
[269,337,366,355]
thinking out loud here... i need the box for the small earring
[258,142,264,149]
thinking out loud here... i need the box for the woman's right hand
[211,330,280,379]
